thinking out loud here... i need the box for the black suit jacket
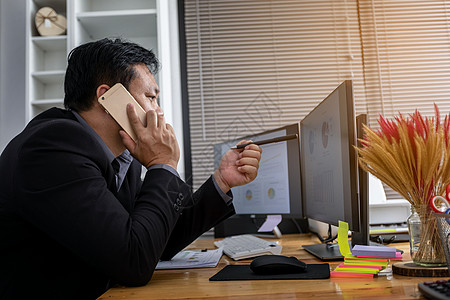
[0,108,234,299]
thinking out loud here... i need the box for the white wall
[159,0,184,180]
[0,0,27,152]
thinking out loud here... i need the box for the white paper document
[155,248,223,270]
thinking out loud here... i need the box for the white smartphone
[98,83,146,142]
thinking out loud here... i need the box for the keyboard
[418,280,450,299]
[214,234,282,260]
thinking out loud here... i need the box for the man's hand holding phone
[120,103,180,170]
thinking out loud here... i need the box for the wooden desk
[98,234,445,299]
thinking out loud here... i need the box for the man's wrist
[212,175,233,205]
[213,170,231,194]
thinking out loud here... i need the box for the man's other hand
[213,140,262,193]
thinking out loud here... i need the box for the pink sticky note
[357,252,402,259]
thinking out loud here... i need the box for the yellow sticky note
[334,267,380,274]
[338,220,351,256]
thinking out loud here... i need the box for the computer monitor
[354,114,370,247]
[300,80,366,260]
[213,123,303,236]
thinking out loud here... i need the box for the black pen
[230,134,298,149]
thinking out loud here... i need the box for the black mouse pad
[209,263,330,281]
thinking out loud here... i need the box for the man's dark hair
[64,38,159,111]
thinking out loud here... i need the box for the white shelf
[31,99,65,117]
[32,35,67,51]
[33,0,66,11]
[76,9,157,39]
[32,70,65,84]
[76,0,155,12]
[77,9,156,18]
[31,98,64,105]
[26,0,165,123]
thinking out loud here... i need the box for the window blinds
[184,0,366,189]
[358,0,450,200]
[359,0,450,121]
[183,0,450,200]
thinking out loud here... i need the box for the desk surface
[98,234,444,299]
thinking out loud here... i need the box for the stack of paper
[331,254,389,277]
[156,248,223,270]
[330,221,402,278]
[352,245,397,258]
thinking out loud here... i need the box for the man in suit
[0,38,261,299]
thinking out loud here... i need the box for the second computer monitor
[300,80,360,232]
[213,123,302,218]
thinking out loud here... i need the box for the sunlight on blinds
[358,0,450,200]
[359,0,450,124]
[184,0,366,188]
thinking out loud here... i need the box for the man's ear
[96,84,111,99]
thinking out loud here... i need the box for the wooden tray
[392,261,449,277]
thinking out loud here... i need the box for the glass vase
[407,204,446,267]
[407,206,421,257]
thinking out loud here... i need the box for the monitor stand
[255,226,283,239]
[303,242,344,261]
[302,225,345,260]
[272,226,282,238]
